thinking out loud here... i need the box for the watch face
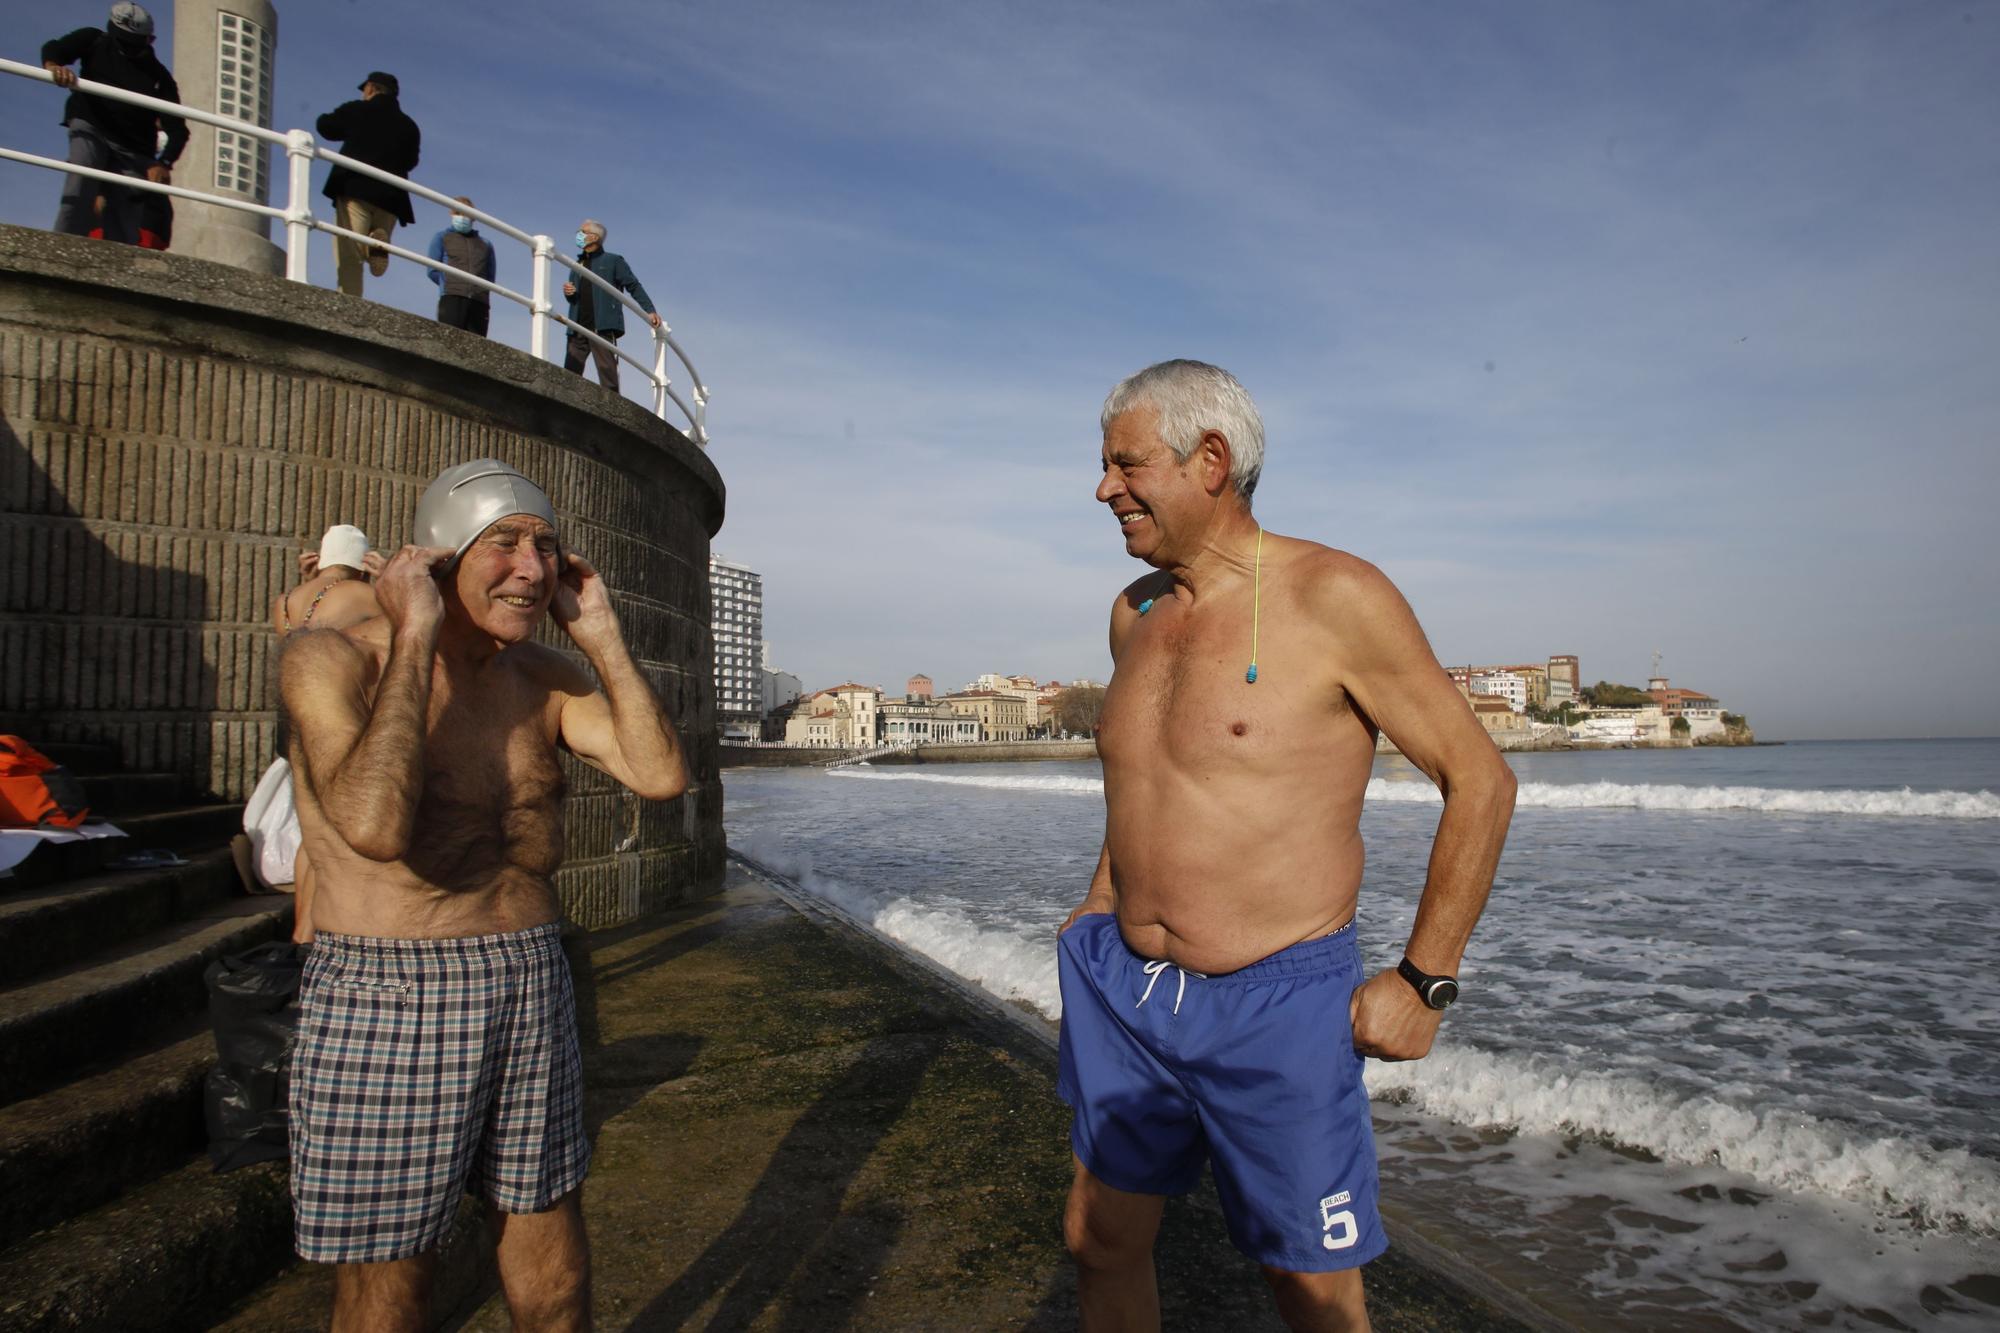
[1425,978,1460,1010]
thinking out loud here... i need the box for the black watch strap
[1397,957,1460,1010]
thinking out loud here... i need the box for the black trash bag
[204,940,302,1172]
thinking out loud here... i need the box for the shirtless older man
[1057,361,1516,1332]
[281,459,687,1332]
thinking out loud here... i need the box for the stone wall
[0,225,727,925]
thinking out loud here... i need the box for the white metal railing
[0,57,708,444]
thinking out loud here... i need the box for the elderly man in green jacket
[560,219,661,394]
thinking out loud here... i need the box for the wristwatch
[1397,957,1460,1010]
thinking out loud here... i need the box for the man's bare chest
[1100,609,1348,766]
[420,681,561,803]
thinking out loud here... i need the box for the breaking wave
[1367,1046,2000,1235]
[828,767,2000,819]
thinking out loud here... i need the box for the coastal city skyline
[6,1,1992,743]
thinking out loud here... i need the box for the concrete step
[0,1154,293,1333]
[0,1023,212,1252]
[113,803,246,854]
[0,849,244,988]
[211,1196,495,1332]
[0,826,133,891]
[9,739,123,776]
[0,804,239,892]
[0,896,291,1107]
[78,771,187,816]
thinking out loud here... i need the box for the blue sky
[7,1,1997,739]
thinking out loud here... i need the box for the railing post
[651,327,670,419]
[529,235,554,360]
[283,129,315,283]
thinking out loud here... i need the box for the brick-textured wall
[0,226,727,925]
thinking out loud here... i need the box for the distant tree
[1054,685,1107,736]
[1670,715,1692,737]
[1583,680,1653,709]
[1530,701,1580,728]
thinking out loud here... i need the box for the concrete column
[171,0,283,275]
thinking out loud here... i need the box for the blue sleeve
[425,231,446,287]
[620,258,657,316]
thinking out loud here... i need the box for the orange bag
[0,736,91,829]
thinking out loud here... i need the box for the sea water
[723,739,2000,1330]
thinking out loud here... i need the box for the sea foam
[829,767,2000,819]
[744,837,2000,1236]
[735,840,1063,1019]
[1367,1045,2000,1235]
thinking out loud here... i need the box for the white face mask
[451,216,473,234]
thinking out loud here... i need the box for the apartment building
[710,554,763,743]
[1648,677,1726,738]
[880,696,981,744]
[940,689,1029,741]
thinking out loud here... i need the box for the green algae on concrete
[218,864,1543,1330]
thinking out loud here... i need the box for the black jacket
[315,95,422,225]
[41,27,189,161]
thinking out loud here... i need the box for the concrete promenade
[218,859,1542,1331]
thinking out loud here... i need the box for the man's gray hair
[581,218,606,242]
[1101,360,1265,501]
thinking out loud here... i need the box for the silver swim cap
[414,459,558,567]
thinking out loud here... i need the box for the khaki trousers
[332,197,397,297]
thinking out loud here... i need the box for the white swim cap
[316,523,371,572]
[413,459,558,568]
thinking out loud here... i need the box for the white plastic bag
[242,757,300,888]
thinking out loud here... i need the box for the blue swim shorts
[1056,912,1387,1272]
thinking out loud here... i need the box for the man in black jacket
[315,72,421,298]
[41,3,188,247]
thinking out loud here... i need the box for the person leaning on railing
[425,196,496,337]
[560,219,662,393]
[40,2,187,248]
[314,71,421,299]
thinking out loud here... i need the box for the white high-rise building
[709,554,763,742]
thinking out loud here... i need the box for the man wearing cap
[281,460,686,1327]
[41,3,189,247]
[561,219,663,393]
[315,73,422,298]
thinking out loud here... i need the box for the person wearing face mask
[425,195,497,336]
[559,219,662,393]
[40,3,188,247]
[315,72,422,298]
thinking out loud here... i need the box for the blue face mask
[574,230,591,250]
[450,216,473,234]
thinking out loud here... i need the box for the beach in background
[725,738,2000,1331]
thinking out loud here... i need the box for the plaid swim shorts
[290,922,590,1264]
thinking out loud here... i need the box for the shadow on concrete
[588,916,738,993]
[622,1032,936,1333]
[0,418,216,798]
